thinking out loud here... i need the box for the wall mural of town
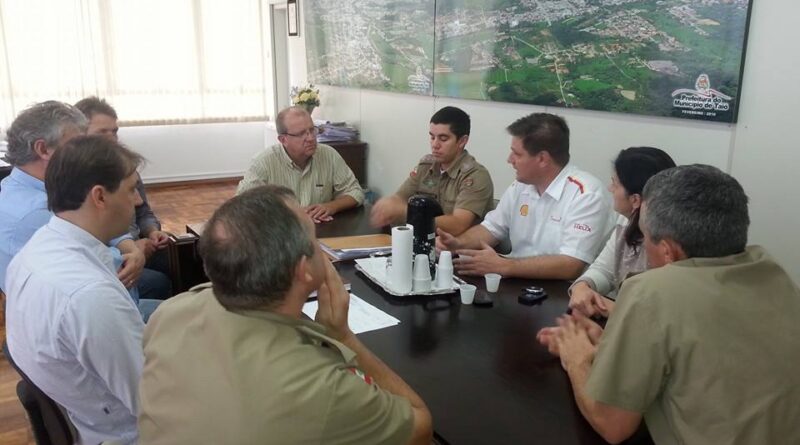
[304,0,752,123]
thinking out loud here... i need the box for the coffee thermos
[406,195,443,273]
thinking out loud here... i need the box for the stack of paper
[302,293,400,334]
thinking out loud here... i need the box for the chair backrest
[2,341,75,445]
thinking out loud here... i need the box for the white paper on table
[302,293,400,334]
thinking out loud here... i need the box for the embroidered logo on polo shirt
[346,367,374,385]
[520,204,529,216]
[567,176,585,194]
[573,223,592,232]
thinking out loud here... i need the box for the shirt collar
[47,215,113,265]
[276,144,312,171]
[9,167,45,192]
[442,150,471,179]
[542,163,577,200]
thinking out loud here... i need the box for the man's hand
[117,248,145,288]
[134,238,157,259]
[305,204,335,224]
[537,312,604,357]
[453,242,506,276]
[435,228,461,253]
[369,196,404,228]
[554,315,598,372]
[569,281,612,318]
[314,259,353,342]
[147,230,171,249]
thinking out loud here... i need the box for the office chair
[2,341,75,445]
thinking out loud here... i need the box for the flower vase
[302,104,316,116]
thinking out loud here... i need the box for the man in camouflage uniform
[370,106,494,236]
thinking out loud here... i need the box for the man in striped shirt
[237,107,364,223]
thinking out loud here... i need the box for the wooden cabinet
[327,140,367,186]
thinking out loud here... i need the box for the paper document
[302,293,400,334]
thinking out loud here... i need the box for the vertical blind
[0,0,273,128]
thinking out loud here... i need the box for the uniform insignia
[410,168,418,177]
[463,178,474,188]
[346,367,374,385]
[567,176,585,194]
[520,204,529,216]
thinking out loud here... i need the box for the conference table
[187,206,652,445]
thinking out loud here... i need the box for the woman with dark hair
[568,146,676,317]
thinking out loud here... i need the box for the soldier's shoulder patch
[463,177,474,188]
[410,167,418,177]
[346,367,374,385]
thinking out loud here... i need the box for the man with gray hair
[0,101,150,317]
[538,165,800,444]
[237,106,364,223]
[139,185,432,445]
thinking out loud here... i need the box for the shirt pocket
[313,182,334,203]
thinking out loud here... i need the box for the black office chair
[2,341,74,445]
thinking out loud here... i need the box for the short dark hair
[46,135,143,213]
[506,113,570,166]
[642,164,749,258]
[4,101,88,166]
[199,185,316,310]
[74,96,118,120]
[430,106,470,139]
[614,147,676,247]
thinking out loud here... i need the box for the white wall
[125,0,799,282]
[125,121,274,183]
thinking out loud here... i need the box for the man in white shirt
[438,113,613,280]
[5,135,147,444]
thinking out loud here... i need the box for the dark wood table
[339,264,615,445]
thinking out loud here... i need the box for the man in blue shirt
[0,101,159,319]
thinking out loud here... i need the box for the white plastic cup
[459,284,477,305]
[484,273,501,293]
[413,254,432,292]
[435,251,454,289]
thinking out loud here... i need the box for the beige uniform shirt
[586,246,800,445]
[396,150,494,218]
[237,143,365,207]
[139,284,413,445]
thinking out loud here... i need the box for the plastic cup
[459,284,477,305]
[484,273,501,293]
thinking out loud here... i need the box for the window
[0,0,274,127]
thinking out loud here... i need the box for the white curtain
[0,0,273,129]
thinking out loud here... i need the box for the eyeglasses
[282,127,319,139]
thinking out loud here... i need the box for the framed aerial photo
[432,0,753,123]
[304,0,435,95]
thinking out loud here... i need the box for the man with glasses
[237,107,364,223]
